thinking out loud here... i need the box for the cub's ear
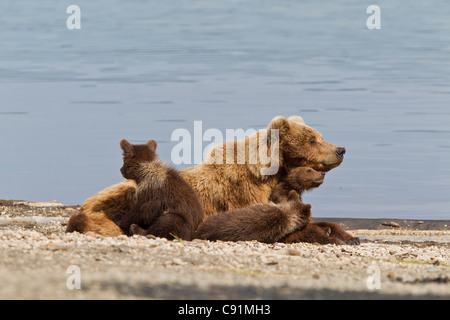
[146,139,157,151]
[303,204,312,211]
[120,139,134,155]
[287,115,306,125]
[287,190,299,201]
[268,116,290,137]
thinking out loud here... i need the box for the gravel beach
[0,201,449,300]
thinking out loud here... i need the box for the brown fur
[195,191,311,243]
[179,115,343,218]
[115,139,203,240]
[282,221,360,245]
[269,166,325,203]
[66,115,345,237]
[66,179,137,237]
[266,167,358,245]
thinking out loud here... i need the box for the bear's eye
[309,139,316,145]
[306,169,312,173]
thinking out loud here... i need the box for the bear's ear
[303,204,312,211]
[287,115,306,125]
[120,139,134,156]
[268,116,290,137]
[145,139,157,151]
[287,190,299,201]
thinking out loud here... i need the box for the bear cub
[271,166,359,245]
[117,139,203,240]
[269,166,325,203]
[196,190,311,243]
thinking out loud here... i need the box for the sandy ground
[0,202,449,300]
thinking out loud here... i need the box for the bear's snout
[335,147,346,159]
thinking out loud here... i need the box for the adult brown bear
[66,115,347,238]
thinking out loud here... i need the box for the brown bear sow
[117,139,203,240]
[195,190,311,243]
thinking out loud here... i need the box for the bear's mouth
[319,160,343,172]
[311,178,324,186]
[323,161,342,167]
[287,157,343,172]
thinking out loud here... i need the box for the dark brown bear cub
[195,190,311,243]
[269,166,325,203]
[117,139,203,240]
[270,166,359,245]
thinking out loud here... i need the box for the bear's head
[268,115,345,172]
[120,139,158,182]
[285,166,325,191]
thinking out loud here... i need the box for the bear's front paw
[345,237,360,245]
[331,235,360,245]
[129,224,146,236]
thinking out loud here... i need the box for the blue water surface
[1,1,449,219]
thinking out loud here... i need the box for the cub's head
[285,166,325,191]
[268,115,346,172]
[120,139,158,182]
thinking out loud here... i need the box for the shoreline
[1,199,449,231]
[313,217,450,231]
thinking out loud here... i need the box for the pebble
[171,258,187,266]
[382,221,401,228]
[286,248,301,256]
[388,271,397,279]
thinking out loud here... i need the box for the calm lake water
[1,1,450,219]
